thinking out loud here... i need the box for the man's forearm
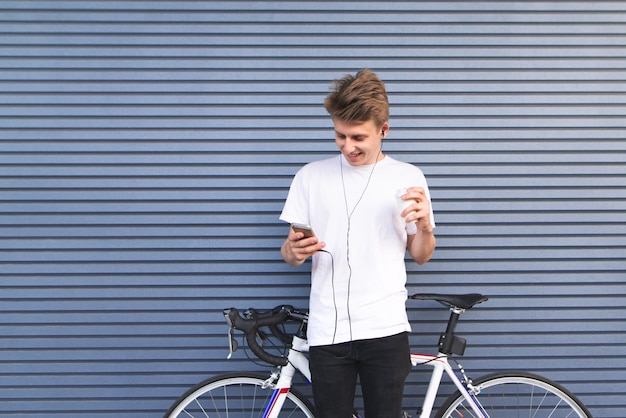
[408,229,436,265]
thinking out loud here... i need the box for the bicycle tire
[163,371,316,418]
[435,371,592,418]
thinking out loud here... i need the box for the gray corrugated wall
[1,1,624,416]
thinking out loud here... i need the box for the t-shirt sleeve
[279,168,310,225]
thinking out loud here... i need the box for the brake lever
[226,325,238,359]
[223,309,239,360]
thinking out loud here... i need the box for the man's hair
[324,68,389,127]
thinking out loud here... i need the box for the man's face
[334,119,388,166]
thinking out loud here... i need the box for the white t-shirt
[280,154,434,346]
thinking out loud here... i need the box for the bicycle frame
[411,352,485,418]
[260,338,486,418]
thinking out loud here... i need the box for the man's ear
[381,122,389,138]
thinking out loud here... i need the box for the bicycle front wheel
[436,371,592,418]
[164,372,315,418]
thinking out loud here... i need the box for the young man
[280,69,436,417]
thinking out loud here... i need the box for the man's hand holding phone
[281,223,326,266]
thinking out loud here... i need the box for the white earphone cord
[335,148,381,343]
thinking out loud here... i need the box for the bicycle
[164,293,592,418]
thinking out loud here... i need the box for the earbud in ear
[381,130,385,136]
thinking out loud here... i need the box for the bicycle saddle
[410,293,488,310]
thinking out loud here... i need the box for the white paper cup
[396,188,416,218]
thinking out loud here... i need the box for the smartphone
[291,223,315,238]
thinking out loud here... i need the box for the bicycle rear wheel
[436,371,591,418]
[164,371,315,418]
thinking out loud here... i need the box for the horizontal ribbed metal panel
[1,1,624,417]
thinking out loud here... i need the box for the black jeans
[309,332,411,418]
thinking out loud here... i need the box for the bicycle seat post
[439,307,466,356]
